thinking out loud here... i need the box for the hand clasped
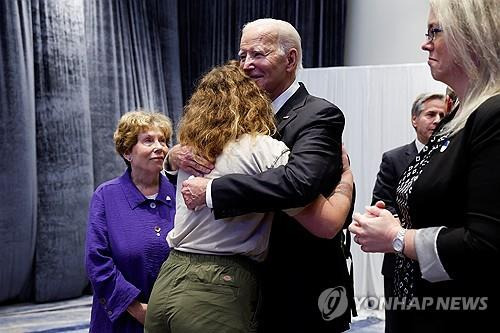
[181,177,209,210]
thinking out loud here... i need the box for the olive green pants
[145,250,261,333]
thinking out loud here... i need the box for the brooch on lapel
[440,139,450,152]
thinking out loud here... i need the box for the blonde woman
[350,0,500,331]
[145,61,353,332]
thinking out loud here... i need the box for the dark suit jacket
[371,141,418,277]
[211,83,354,332]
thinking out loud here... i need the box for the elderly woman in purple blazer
[85,111,176,332]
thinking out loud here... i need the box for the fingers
[353,234,360,244]
[341,145,351,172]
[352,212,366,225]
[365,205,383,217]
[181,180,200,210]
[180,185,195,210]
[375,200,386,209]
[177,146,214,175]
[191,154,215,171]
[181,154,211,175]
[185,166,205,177]
[341,143,351,167]
[180,177,208,210]
[348,218,362,235]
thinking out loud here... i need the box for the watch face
[393,238,403,252]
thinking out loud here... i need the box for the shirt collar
[415,139,426,153]
[156,171,175,206]
[271,80,300,114]
[120,169,174,209]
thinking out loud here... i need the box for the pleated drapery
[177,0,346,102]
[32,0,93,302]
[0,0,182,303]
[85,0,183,187]
[0,0,346,303]
[0,0,37,303]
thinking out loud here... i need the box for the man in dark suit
[371,92,446,333]
[172,18,355,332]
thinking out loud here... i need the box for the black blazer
[391,95,500,332]
[372,141,418,277]
[211,83,354,332]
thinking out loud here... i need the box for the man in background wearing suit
[371,92,446,333]
[171,18,355,332]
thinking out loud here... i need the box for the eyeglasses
[425,27,443,42]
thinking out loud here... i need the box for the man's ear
[286,48,298,72]
[411,115,418,129]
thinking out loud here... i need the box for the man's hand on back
[166,144,214,176]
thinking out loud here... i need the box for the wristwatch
[392,227,407,258]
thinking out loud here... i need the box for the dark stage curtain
[0,0,345,303]
[0,0,182,303]
[85,0,182,187]
[177,0,346,102]
[32,0,93,302]
[0,0,37,303]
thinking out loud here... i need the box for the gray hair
[411,93,445,118]
[242,18,303,74]
[430,0,500,136]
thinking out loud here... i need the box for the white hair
[242,18,303,74]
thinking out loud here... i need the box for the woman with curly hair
[145,61,353,332]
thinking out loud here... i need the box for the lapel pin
[283,115,290,119]
[440,139,450,152]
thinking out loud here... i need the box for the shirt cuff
[415,226,451,282]
[163,152,178,175]
[206,178,214,208]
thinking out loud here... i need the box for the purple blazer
[85,169,175,332]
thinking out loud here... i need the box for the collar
[120,169,174,209]
[271,80,300,114]
[415,139,425,153]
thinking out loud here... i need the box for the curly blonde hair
[178,61,276,163]
[114,110,173,166]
